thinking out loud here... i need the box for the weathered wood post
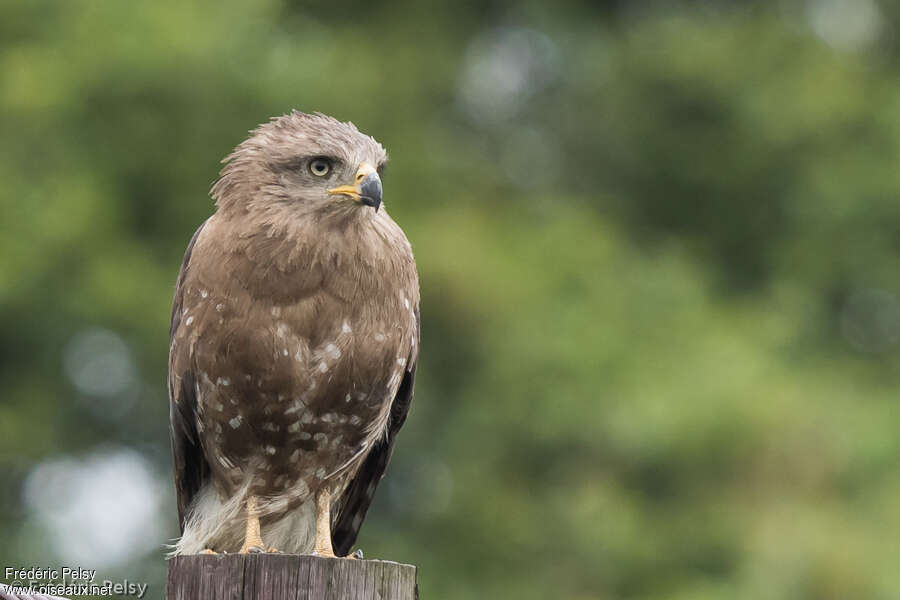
[166,554,417,600]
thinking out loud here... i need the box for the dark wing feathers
[331,308,420,556]
[170,372,207,529]
[168,220,210,530]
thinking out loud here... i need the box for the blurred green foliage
[2,1,900,599]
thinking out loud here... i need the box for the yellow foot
[312,487,337,558]
[239,495,268,554]
[200,549,218,555]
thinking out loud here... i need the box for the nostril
[355,173,365,183]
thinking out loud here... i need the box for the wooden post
[166,554,417,600]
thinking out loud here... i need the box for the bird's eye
[309,158,332,177]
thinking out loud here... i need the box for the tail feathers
[168,482,316,556]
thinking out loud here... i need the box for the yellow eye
[309,158,332,177]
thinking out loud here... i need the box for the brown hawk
[167,111,419,556]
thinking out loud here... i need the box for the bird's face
[277,154,385,213]
[214,111,389,219]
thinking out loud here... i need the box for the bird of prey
[167,111,419,556]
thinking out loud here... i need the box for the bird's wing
[168,219,211,531]
[331,307,420,556]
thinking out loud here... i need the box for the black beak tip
[359,172,383,211]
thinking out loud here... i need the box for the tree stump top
[167,554,417,600]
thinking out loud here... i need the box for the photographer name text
[4,567,148,598]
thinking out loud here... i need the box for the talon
[244,545,267,554]
[200,549,218,555]
[351,549,364,559]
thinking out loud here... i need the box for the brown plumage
[168,111,419,556]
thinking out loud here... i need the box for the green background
[2,1,900,598]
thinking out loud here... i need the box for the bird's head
[212,111,388,218]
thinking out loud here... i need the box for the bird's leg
[239,495,266,553]
[313,486,336,557]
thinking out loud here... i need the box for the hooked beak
[327,163,383,212]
